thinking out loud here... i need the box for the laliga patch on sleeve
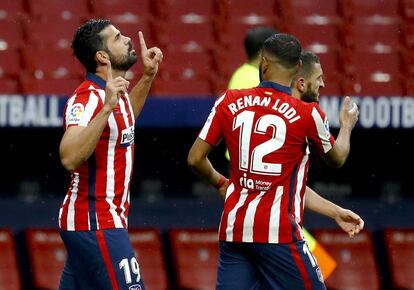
[67,103,85,125]
[324,118,331,138]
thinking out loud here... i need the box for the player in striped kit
[188,34,359,289]
[58,19,162,290]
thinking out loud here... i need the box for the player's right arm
[60,61,129,171]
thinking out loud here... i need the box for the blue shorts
[217,240,326,290]
[59,228,145,290]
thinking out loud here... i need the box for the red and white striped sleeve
[64,90,102,129]
[307,103,335,154]
[198,93,226,146]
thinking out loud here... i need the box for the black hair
[262,33,302,69]
[298,51,320,78]
[71,19,112,73]
[244,26,278,61]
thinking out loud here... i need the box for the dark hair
[262,33,302,69]
[72,19,112,73]
[297,51,320,78]
[244,26,278,61]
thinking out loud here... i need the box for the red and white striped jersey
[59,73,135,231]
[199,81,335,244]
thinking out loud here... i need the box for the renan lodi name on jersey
[228,95,301,124]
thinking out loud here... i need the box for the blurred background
[0,0,413,289]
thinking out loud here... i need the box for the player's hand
[217,179,229,199]
[139,31,163,78]
[339,96,359,131]
[334,208,364,238]
[104,60,130,110]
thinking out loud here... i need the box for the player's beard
[301,82,319,103]
[108,43,138,71]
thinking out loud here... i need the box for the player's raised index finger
[139,31,147,51]
[106,60,113,81]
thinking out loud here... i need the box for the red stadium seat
[160,51,213,81]
[91,0,152,22]
[154,0,216,23]
[278,0,342,24]
[384,228,414,289]
[0,78,20,94]
[0,49,21,78]
[151,78,213,97]
[21,47,83,80]
[24,19,80,49]
[0,19,24,50]
[0,0,25,21]
[25,228,66,290]
[342,0,402,19]
[343,74,404,96]
[20,74,80,96]
[128,228,168,290]
[286,23,341,53]
[218,0,277,18]
[0,229,21,290]
[155,22,216,52]
[169,228,219,290]
[343,22,403,53]
[27,0,90,22]
[312,229,380,290]
[217,21,278,51]
[213,49,246,80]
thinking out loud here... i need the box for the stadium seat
[159,51,213,81]
[217,21,278,51]
[0,0,25,21]
[27,0,90,22]
[312,229,380,290]
[0,19,24,50]
[218,0,276,18]
[21,47,83,80]
[343,22,403,53]
[154,0,216,23]
[91,0,152,22]
[128,228,168,290]
[169,228,219,290]
[0,229,21,290]
[20,74,80,96]
[383,228,414,289]
[342,75,404,96]
[0,78,21,94]
[23,19,80,49]
[342,52,402,78]
[155,22,216,52]
[278,0,342,24]
[286,23,341,53]
[151,78,213,97]
[25,228,66,290]
[0,49,21,78]
[342,0,402,19]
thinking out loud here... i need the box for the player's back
[200,81,333,243]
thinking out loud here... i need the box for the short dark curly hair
[71,19,112,73]
[262,33,302,69]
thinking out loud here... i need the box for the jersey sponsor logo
[120,126,135,147]
[129,285,141,290]
[67,103,84,125]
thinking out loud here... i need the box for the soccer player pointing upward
[188,34,358,290]
[58,19,162,290]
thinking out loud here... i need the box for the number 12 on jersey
[233,110,286,176]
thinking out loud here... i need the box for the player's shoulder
[67,80,103,104]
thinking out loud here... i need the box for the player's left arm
[305,186,364,237]
[128,31,163,118]
[187,138,229,198]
